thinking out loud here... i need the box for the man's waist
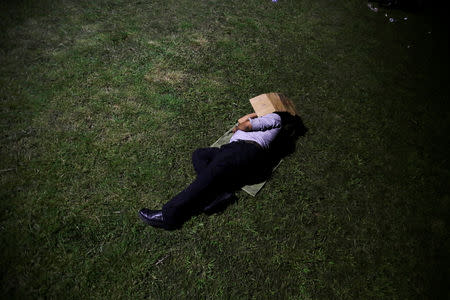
[234,139,263,148]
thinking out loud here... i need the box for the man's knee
[192,147,218,164]
[191,148,204,161]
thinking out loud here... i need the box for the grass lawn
[1,0,449,298]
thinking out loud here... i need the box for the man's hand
[232,119,252,133]
[238,113,258,124]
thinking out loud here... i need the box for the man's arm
[238,112,258,124]
[232,119,252,133]
[249,113,282,131]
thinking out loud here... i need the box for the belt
[236,139,262,148]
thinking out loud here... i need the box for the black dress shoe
[139,208,175,230]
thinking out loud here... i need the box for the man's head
[275,111,308,139]
[266,111,307,160]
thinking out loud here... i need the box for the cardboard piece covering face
[249,93,298,117]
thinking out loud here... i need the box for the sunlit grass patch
[144,66,187,85]
[189,33,208,48]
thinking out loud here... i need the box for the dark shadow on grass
[268,112,308,164]
[0,0,55,32]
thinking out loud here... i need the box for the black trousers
[162,141,272,226]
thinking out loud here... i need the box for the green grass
[1,0,449,298]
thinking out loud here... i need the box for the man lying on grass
[139,111,306,230]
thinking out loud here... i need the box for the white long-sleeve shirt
[230,113,282,149]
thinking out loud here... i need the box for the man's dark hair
[268,112,307,163]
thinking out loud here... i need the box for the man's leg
[192,147,220,175]
[162,167,229,226]
[143,142,269,228]
[191,147,236,213]
[163,143,254,226]
[203,191,237,215]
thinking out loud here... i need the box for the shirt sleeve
[249,113,282,131]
